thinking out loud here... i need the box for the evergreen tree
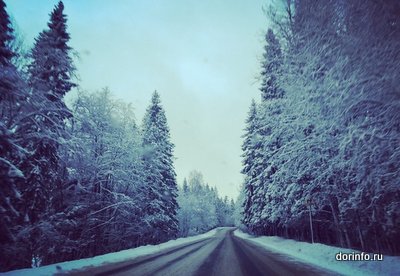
[233,185,245,227]
[215,196,226,226]
[243,29,286,235]
[12,1,76,266]
[239,0,400,254]
[0,0,27,270]
[241,100,262,230]
[260,29,283,101]
[182,178,189,193]
[141,91,179,243]
[23,0,75,221]
[0,0,14,67]
[177,171,221,236]
[29,1,75,103]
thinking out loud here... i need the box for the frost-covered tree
[241,100,260,229]
[0,0,14,66]
[23,0,75,223]
[233,184,245,227]
[216,196,234,227]
[141,91,179,243]
[242,0,400,254]
[260,28,283,101]
[66,89,143,258]
[0,0,28,270]
[182,178,189,193]
[177,171,233,237]
[0,0,20,211]
[7,1,77,267]
[28,1,75,102]
[242,29,285,234]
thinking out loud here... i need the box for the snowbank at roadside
[3,228,220,276]
[234,229,400,276]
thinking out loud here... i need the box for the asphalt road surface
[65,228,336,276]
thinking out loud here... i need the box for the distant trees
[240,0,400,255]
[177,171,234,237]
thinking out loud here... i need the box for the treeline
[241,0,400,255]
[0,1,179,271]
[177,171,235,237]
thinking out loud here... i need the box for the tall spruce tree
[260,29,283,101]
[29,1,75,103]
[256,29,285,234]
[23,0,75,223]
[141,91,179,243]
[242,29,285,234]
[0,0,18,215]
[241,100,262,230]
[0,0,27,271]
[0,0,14,67]
[12,1,76,266]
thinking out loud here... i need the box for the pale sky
[6,0,269,200]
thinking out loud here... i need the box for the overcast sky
[7,0,269,200]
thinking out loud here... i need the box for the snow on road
[234,229,400,276]
[5,228,399,276]
[2,229,219,276]
[46,227,328,276]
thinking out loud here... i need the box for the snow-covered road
[65,227,332,276]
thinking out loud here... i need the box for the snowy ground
[2,229,219,276]
[234,229,400,276]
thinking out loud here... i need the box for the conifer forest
[240,1,400,256]
[0,0,399,273]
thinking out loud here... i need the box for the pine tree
[260,29,283,101]
[241,100,262,230]
[0,0,35,271]
[23,0,75,222]
[0,0,14,67]
[182,178,189,194]
[0,0,22,128]
[29,1,75,104]
[141,91,179,243]
[247,29,285,234]
[0,0,24,270]
[11,1,76,266]
[0,0,18,208]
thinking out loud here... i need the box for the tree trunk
[329,197,344,247]
[356,216,365,251]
